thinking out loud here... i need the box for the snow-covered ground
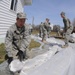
[0,33,75,75]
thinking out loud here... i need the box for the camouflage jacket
[5,23,31,57]
[63,17,73,32]
[43,22,51,32]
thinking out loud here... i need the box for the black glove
[16,50,25,61]
[5,54,13,64]
[5,54,9,60]
[7,57,13,64]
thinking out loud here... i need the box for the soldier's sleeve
[67,19,71,28]
[20,26,31,52]
[5,29,13,57]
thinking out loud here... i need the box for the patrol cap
[60,12,65,16]
[17,12,27,19]
[46,18,49,20]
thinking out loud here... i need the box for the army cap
[46,18,49,20]
[17,12,27,19]
[60,12,65,16]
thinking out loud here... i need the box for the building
[0,0,32,43]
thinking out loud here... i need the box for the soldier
[60,12,74,48]
[53,25,61,37]
[42,18,51,42]
[47,22,51,38]
[39,22,43,37]
[5,12,31,75]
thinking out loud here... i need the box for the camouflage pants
[39,28,43,37]
[64,28,73,45]
[42,30,47,40]
[47,31,51,38]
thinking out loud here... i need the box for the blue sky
[24,0,75,27]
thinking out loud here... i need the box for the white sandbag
[9,59,24,72]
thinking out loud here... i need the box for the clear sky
[24,0,75,27]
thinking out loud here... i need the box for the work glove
[5,54,13,64]
[5,54,9,60]
[16,50,25,61]
[8,57,13,64]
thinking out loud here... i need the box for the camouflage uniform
[5,23,31,59]
[63,17,73,45]
[42,21,50,42]
[5,12,31,75]
[39,22,43,37]
[5,23,31,75]
[53,25,60,37]
[61,12,74,47]
[47,22,51,38]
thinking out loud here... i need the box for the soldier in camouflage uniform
[42,18,51,42]
[60,12,74,48]
[47,22,51,38]
[39,22,43,37]
[5,12,31,75]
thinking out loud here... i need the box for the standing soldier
[42,18,51,42]
[60,12,74,48]
[5,12,31,75]
[47,22,51,38]
[39,22,43,37]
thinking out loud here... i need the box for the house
[0,0,32,43]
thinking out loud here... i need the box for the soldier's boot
[61,44,68,48]
[41,39,47,43]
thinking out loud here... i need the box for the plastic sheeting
[20,46,62,75]
[21,47,75,75]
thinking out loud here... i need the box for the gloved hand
[16,50,25,61]
[5,54,9,60]
[5,54,13,64]
[8,57,13,64]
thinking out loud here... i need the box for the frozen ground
[0,34,75,75]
